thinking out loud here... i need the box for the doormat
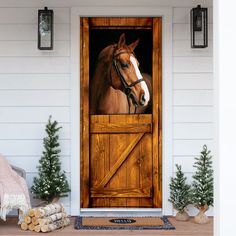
[75,216,175,230]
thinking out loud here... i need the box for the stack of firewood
[20,203,70,233]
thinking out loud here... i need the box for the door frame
[71,6,173,216]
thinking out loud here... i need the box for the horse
[90,33,152,115]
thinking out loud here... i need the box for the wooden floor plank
[0,217,213,236]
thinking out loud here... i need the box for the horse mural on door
[80,18,162,208]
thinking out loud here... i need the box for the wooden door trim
[80,17,162,208]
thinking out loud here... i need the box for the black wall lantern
[38,7,53,50]
[190,5,208,48]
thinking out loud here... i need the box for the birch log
[41,218,70,233]
[20,222,28,231]
[28,223,35,231]
[38,212,67,226]
[34,225,41,233]
[29,208,35,217]
[34,203,64,218]
[24,216,31,224]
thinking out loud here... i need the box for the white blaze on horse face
[130,55,150,106]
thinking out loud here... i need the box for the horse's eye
[121,62,129,69]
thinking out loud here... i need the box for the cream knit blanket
[0,155,31,222]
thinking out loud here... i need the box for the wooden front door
[80,17,162,208]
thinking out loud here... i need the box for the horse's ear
[117,33,126,48]
[128,39,139,51]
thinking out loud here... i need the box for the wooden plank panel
[90,123,152,134]
[91,187,151,198]
[90,116,109,207]
[139,132,153,207]
[126,116,141,207]
[89,17,152,27]
[97,132,144,188]
[109,115,127,207]
[152,17,162,208]
[80,17,90,208]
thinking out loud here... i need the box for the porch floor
[0,217,213,236]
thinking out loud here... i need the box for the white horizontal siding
[0,57,70,73]
[0,107,70,123]
[173,140,214,156]
[173,7,213,24]
[0,123,70,139]
[0,8,70,24]
[0,41,70,57]
[173,73,213,89]
[174,123,214,139]
[0,24,70,41]
[173,40,213,57]
[172,5,214,217]
[0,74,70,89]
[6,155,71,173]
[0,2,213,216]
[0,90,70,106]
[0,5,72,213]
[173,57,213,73]
[173,90,213,106]
[173,107,214,123]
[173,23,213,40]
[0,140,70,156]
[0,0,214,8]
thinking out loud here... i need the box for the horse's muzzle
[139,93,146,106]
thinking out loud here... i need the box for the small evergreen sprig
[191,145,214,208]
[31,116,70,203]
[169,164,191,213]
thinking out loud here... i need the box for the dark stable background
[89,29,153,114]
[89,29,153,81]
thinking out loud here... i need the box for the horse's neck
[98,87,129,114]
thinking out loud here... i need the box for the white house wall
[0,0,213,215]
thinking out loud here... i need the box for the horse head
[110,33,150,107]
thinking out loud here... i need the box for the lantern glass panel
[38,7,53,50]
[191,5,208,48]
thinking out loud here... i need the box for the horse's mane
[90,44,115,114]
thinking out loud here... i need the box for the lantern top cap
[197,5,201,8]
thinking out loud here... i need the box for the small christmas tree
[31,116,70,203]
[191,145,213,224]
[169,164,191,221]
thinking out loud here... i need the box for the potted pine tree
[31,116,70,203]
[191,145,214,224]
[169,164,191,221]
